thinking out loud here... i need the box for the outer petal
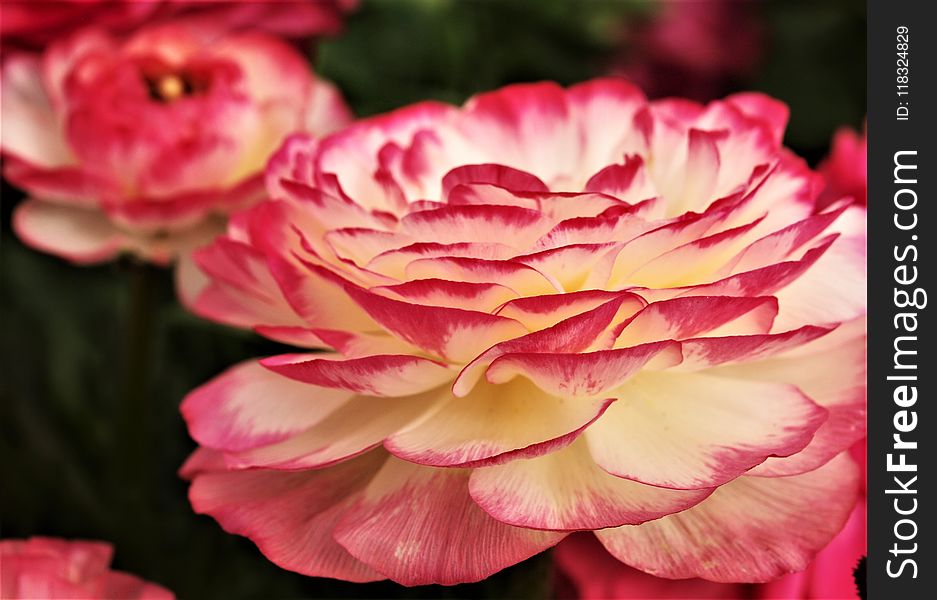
[584,372,827,489]
[181,358,352,453]
[469,439,712,530]
[716,323,867,477]
[333,457,564,586]
[188,451,385,583]
[596,452,860,583]
[222,390,441,471]
[756,498,866,599]
[13,200,124,264]
[773,209,866,330]
[187,234,306,330]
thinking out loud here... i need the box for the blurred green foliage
[1,1,864,598]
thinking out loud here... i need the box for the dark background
[1,1,865,598]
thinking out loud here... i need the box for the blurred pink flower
[0,0,357,51]
[178,79,866,585]
[617,0,764,101]
[0,537,173,599]
[817,126,867,210]
[2,22,351,264]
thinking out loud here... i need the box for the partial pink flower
[556,441,866,599]
[179,79,866,586]
[0,537,173,599]
[616,0,764,101]
[1,23,352,264]
[0,0,356,51]
[817,126,867,210]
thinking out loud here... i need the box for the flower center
[144,71,205,103]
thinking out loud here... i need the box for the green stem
[115,260,158,553]
[121,261,156,456]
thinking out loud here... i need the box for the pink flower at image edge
[0,537,173,599]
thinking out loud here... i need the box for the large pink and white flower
[1,22,351,264]
[179,79,867,586]
[0,537,173,599]
[0,0,357,51]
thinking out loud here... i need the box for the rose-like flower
[1,22,351,264]
[817,126,867,211]
[179,79,866,585]
[556,441,866,599]
[0,0,357,51]
[0,537,173,599]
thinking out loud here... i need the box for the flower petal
[486,341,682,398]
[715,322,866,477]
[188,452,385,583]
[343,285,529,363]
[614,296,778,348]
[13,200,124,264]
[182,358,352,453]
[595,452,860,582]
[261,354,454,397]
[385,379,613,467]
[334,457,564,586]
[223,391,441,471]
[373,279,518,312]
[469,439,712,530]
[584,372,827,489]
